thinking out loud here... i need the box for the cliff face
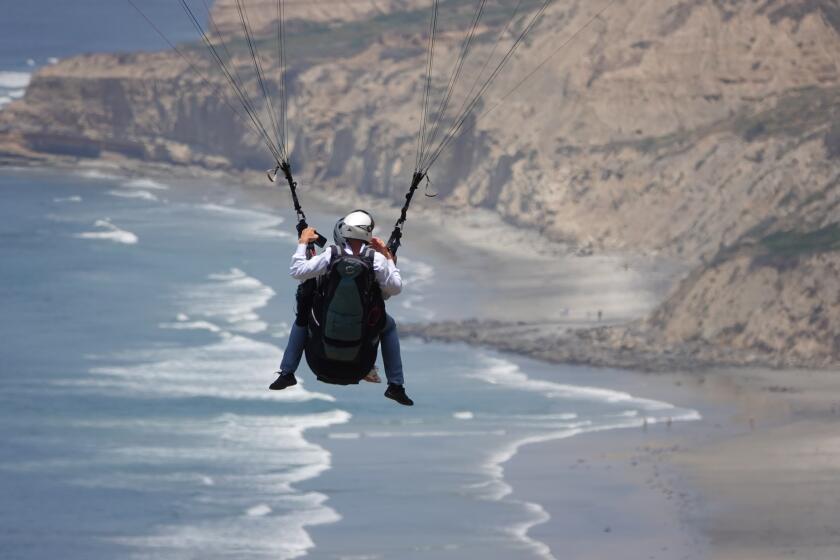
[640,225,840,367]
[1,0,839,366]
[210,0,425,31]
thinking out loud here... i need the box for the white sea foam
[458,355,703,559]
[471,356,676,411]
[395,255,436,320]
[15,408,351,560]
[0,72,32,109]
[364,430,506,438]
[245,504,272,517]
[53,195,82,203]
[70,411,352,559]
[199,203,290,239]
[510,501,554,560]
[328,432,361,440]
[540,413,578,420]
[115,504,340,560]
[72,333,334,402]
[453,411,474,420]
[78,169,120,181]
[48,57,59,65]
[0,71,31,89]
[107,189,158,202]
[270,321,292,339]
[400,256,435,288]
[75,219,138,245]
[483,414,588,431]
[158,320,222,333]
[60,266,324,401]
[181,268,275,334]
[124,177,170,190]
[471,424,629,560]
[475,413,703,558]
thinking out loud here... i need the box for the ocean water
[0,0,202,108]
[0,169,698,559]
[0,0,199,69]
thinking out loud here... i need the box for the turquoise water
[0,169,698,559]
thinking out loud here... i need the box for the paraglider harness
[303,245,386,385]
[280,162,388,385]
[291,171,425,384]
[281,160,421,384]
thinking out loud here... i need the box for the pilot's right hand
[299,227,320,245]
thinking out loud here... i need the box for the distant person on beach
[269,210,414,406]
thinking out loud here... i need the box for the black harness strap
[362,247,376,268]
[279,160,306,223]
[387,170,426,256]
[328,244,340,267]
[269,159,327,248]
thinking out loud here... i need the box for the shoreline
[5,161,840,559]
[506,364,840,560]
[506,419,707,560]
[495,365,722,560]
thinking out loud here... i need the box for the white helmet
[334,210,375,245]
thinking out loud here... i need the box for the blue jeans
[279,314,405,386]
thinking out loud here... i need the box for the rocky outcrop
[407,222,840,371]
[2,0,840,367]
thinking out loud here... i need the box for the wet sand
[673,368,840,560]
[501,368,713,560]
[504,365,840,560]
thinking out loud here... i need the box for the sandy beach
[502,365,840,560]
[673,368,840,560]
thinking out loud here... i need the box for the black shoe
[269,372,297,391]
[384,384,414,406]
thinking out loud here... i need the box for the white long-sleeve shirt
[289,243,403,298]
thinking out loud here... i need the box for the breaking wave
[181,268,276,334]
[0,71,31,109]
[107,189,159,202]
[74,219,138,245]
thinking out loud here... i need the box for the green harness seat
[305,246,386,385]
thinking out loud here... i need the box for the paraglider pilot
[269,210,414,406]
